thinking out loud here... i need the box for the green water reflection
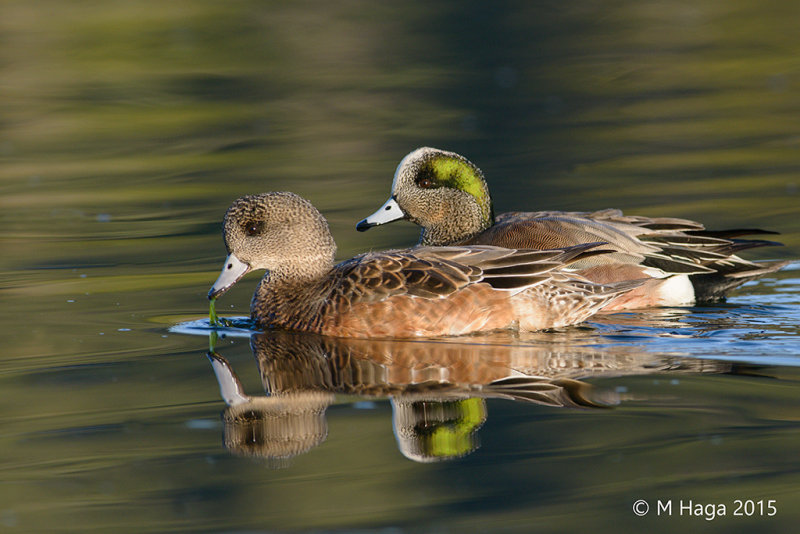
[1,0,799,532]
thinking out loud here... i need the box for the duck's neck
[418,197,494,246]
[251,254,334,332]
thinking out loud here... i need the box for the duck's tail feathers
[691,259,792,302]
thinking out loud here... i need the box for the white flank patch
[656,274,696,306]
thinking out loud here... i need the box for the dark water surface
[2,1,799,532]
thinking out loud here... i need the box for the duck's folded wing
[331,243,614,303]
[330,251,479,302]
[469,215,655,266]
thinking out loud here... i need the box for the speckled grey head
[356,147,494,245]
[209,192,336,299]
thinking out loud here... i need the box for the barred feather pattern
[251,244,630,337]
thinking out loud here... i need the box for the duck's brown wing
[477,210,788,281]
[467,214,663,271]
[329,243,615,304]
[328,250,480,303]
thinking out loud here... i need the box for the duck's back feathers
[473,210,788,302]
[261,243,638,338]
[329,242,614,305]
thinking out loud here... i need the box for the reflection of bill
[206,330,734,464]
[209,353,334,467]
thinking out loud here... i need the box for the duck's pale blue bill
[208,253,250,300]
[355,197,405,231]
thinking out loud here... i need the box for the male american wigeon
[357,147,790,309]
[208,192,642,338]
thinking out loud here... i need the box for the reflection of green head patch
[423,154,494,224]
[425,397,487,459]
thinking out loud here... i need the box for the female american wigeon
[208,192,641,338]
[356,147,789,308]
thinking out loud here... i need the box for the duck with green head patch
[356,147,790,309]
[359,148,493,246]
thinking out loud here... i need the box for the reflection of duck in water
[392,396,486,463]
[207,331,733,463]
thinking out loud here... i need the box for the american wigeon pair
[209,149,788,338]
[209,192,638,338]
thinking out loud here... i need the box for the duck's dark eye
[415,169,437,189]
[244,221,261,236]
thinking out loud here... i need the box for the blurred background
[1,1,799,532]
[3,0,798,270]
